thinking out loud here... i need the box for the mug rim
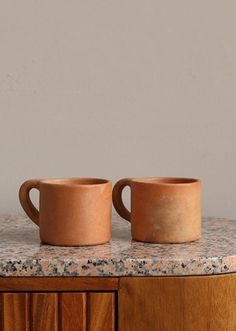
[39,177,111,187]
[131,177,201,185]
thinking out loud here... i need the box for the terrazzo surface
[0,214,236,277]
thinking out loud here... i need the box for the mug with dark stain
[19,178,112,246]
[112,177,201,243]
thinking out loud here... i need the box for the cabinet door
[87,293,115,331]
[0,293,30,331]
[60,293,86,331]
[119,275,236,331]
[31,293,58,331]
[0,292,115,331]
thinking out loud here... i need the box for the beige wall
[0,1,236,218]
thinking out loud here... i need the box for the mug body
[39,178,112,246]
[131,177,201,243]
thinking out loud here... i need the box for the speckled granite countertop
[0,214,236,277]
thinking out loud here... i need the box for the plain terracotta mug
[113,177,201,243]
[19,178,112,246]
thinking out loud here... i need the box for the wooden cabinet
[0,292,115,331]
[119,275,236,331]
[1,274,236,331]
[0,278,117,331]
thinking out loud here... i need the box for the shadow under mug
[112,177,201,243]
[19,178,112,246]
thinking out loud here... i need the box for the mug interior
[134,177,199,185]
[40,178,109,186]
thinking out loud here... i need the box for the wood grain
[87,293,115,331]
[119,275,236,331]
[0,277,118,292]
[31,293,58,331]
[60,293,86,331]
[0,293,29,331]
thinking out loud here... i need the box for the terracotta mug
[112,177,201,243]
[19,178,112,246]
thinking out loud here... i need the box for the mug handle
[112,178,132,222]
[19,179,40,226]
